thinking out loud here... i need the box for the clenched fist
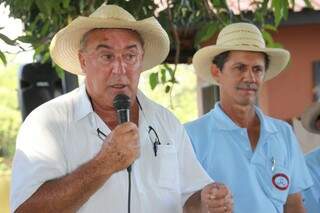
[201,182,233,213]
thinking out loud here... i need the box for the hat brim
[50,16,170,75]
[193,45,290,84]
[301,102,320,134]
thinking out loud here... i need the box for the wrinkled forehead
[81,28,144,48]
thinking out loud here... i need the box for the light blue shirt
[185,102,313,213]
[302,147,320,213]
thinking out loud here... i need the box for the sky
[0,3,33,64]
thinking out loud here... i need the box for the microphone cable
[127,167,132,213]
[113,94,132,213]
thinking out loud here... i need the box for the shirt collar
[211,102,278,134]
[74,84,94,121]
[74,86,148,122]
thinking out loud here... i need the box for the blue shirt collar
[211,102,278,134]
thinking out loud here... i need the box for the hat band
[218,38,265,48]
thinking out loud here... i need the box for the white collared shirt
[11,84,211,213]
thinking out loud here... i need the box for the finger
[208,193,234,207]
[115,122,138,134]
[224,192,233,204]
[211,186,229,199]
[120,130,140,145]
[207,206,228,213]
[207,198,225,209]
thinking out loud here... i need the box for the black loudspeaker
[18,63,63,121]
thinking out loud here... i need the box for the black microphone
[113,94,132,172]
[113,94,130,124]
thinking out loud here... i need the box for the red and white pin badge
[272,173,289,191]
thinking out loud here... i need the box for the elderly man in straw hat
[185,22,313,213]
[300,98,320,212]
[10,3,233,213]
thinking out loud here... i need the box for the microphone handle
[117,109,130,123]
[116,109,132,172]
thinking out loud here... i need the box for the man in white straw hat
[300,92,320,212]
[185,22,313,213]
[10,3,233,213]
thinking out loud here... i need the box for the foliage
[140,64,197,123]
[0,27,17,65]
[0,62,21,159]
[0,0,314,93]
[0,157,10,172]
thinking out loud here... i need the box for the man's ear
[210,64,221,83]
[78,52,86,74]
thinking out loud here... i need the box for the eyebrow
[232,62,245,67]
[96,44,139,51]
[232,62,264,67]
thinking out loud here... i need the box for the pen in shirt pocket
[271,157,276,172]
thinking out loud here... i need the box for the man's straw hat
[50,4,169,75]
[193,22,290,84]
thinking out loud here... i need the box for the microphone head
[113,94,130,110]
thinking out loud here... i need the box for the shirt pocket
[156,143,180,191]
[255,162,290,208]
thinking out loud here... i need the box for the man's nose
[112,56,126,74]
[244,69,257,82]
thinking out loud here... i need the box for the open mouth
[111,84,127,89]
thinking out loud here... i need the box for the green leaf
[149,72,159,90]
[62,0,71,9]
[263,24,277,31]
[270,42,283,48]
[53,64,65,79]
[160,68,166,84]
[0,33,16,46]
[211,0,222,7]
[165,85,171,93]
[40,21,50,36]
[16,35,34,43]
[272,0,282,27]
[35,0,52,16]
[0,50,7,66]
[41,52,51,63]
[282,0,289,20]
[211,0,228,8]
[262,30,274,47]
[163,64,175,79]
[79,0,85,13]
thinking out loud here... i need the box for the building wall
[259,24,320,120]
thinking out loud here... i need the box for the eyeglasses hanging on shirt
[96,97,161,157]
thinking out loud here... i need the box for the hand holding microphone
[96,94,140,174]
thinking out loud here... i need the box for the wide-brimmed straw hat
[193,22,290,84]
[50,4,170,75]
[301,102,320,134]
